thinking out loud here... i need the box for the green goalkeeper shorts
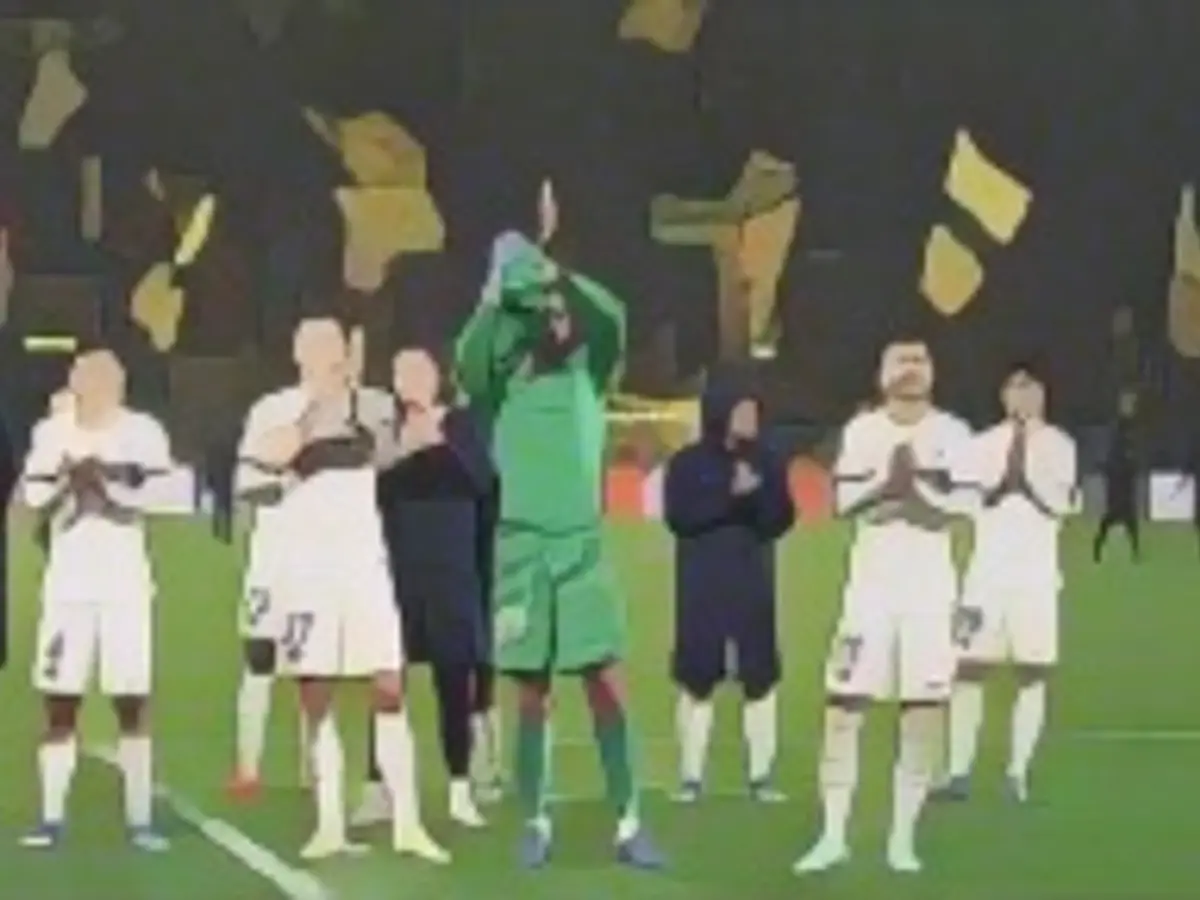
[492,523,625,674]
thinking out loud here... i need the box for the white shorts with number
[823,576,957,703]
[32,601,152,697]
[273,555,403,678]
[956,577,1059,666]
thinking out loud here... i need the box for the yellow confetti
[921,225,984,316]
[945,129,1031,245]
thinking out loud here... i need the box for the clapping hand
[397,408,446,458]
[255,424,305,468]
[732,460,761,495]
[65,456,109,518]
[986,425,1026,506]
[882,443,916,498]
[67,456,105,497]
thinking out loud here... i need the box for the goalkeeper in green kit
[454,180,665,870]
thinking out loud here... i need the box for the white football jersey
[23,408,172,605]
[239,385,389,560]
[967,420,1077,589]
[835,406,975,587]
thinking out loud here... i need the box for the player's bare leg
[22,696,80,849]
[513,673,554,868]
[1007,664,1050,802]
[228,638,275,801]
[886,701,943,873]
[582,664,665,869]
[297,677,365,860]
[371,669,449,863]
[793,696,865,873]
[114,696,168,851]
[934,661,990,801]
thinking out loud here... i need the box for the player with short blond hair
[21,348,173,852]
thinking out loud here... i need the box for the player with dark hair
[353,346,499,830]
[454,180,664,869]
[935,361,1076,804]
[794,338,976,875]
[663,370,795,803]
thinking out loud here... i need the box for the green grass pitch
[0,517,1197,900]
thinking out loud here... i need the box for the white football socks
[1009,681,1046,781]
[890,707,941,857]
[470,708,502,784]
[119,735,153,828]
[374,711,420,833]
[743,690,778,783]
[947,680,984,779]
[235,672,272,779]
[311,715,346,838]
[676,693,714,785]
[39,737,78,824]
[816,706,863,847]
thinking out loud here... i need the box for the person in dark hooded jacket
[352,347,501,831]
[662,373,796,804]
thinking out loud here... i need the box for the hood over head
[700,369,759,445]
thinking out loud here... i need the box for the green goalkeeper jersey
[453,238,625,533]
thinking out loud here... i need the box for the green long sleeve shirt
[454,240,626,532]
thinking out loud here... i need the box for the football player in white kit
[240,316,446,863]
[20,349,173,851]
[227,322,391,801]
[793,338,976,875]
[934,362,1076,804]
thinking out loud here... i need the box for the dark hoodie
[663,375,795,664]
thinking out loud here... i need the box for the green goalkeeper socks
[595,710,638,819]
[515,715,550,823]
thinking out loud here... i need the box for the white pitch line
[552,729,1200,751]
[88,747,333,900]
[1073,729,1200,742]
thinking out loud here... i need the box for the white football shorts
[823,570,957,702]
[32,601,152,697]
[272,554,403,678]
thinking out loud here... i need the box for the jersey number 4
[41,632,65,682]
[281,613,315,664]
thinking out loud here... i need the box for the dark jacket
[376,407,498,665]
[663,376,795,640]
